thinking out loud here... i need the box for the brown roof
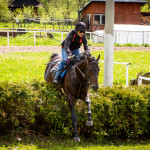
[9,0,44,8]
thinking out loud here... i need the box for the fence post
[90,32,92,44]
[126,64,129,86]
[138,76,142,85]
[7,31,9,46]
[34,32,36,45]
[138,76,150,85]
[61,32,63,42]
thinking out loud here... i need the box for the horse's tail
[50,53,59,60]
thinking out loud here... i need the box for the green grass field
[0,134,150,150]
[0,50,149,85]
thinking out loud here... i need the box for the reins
[73,60,99,99]
[74,61,99,85]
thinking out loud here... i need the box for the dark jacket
[61,30,90,54]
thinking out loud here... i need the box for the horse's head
[85,54,100,91]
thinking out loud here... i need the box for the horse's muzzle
[92,85,99,91]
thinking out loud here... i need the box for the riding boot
[52,70,61,84]
[52,60,66,84]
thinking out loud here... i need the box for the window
[86,14,91,24]
[94,14,105,25]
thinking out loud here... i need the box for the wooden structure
[9,0,43,11]
[79,0,147,31]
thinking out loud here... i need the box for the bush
[90,86,149,139]
[0,81,149,139]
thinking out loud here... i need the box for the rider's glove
[67,51,72,56]
[72,55,78,61]
[85,50,91,56]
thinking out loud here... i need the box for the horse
[44,53,100,142]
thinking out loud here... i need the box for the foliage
[0,0,11,21]
[90,86,149,138]
[14,6,37,23]
[141,4,150,12]
[0,80,150,140]
[0,81,37,133]
[147,0,150,7]
[38,0,90,19]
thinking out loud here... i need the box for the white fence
[114,30,150,45]
[138,76,150,85]
[93,25,150,45]
[0,30,93,46]
[99,61,131,87]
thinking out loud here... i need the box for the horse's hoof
[86,120,93,126]
[73,137,80,142]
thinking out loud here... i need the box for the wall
[81,2,142,31]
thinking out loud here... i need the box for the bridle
[74,61,99,85]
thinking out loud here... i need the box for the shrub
[90,86,149,138]
[0,81,149,139]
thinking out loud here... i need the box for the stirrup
[52,79,59,84]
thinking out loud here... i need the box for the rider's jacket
[61,30,90,54]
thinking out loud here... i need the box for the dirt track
[0,46,150,54]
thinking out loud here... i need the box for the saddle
[50,57,77,79]
[60,58,76,78]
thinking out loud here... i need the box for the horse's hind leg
[68,95,80,142]
[85,93,93,126]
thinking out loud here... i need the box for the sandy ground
[0,46,150,54]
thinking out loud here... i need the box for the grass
[0,134,150,150]
[0,50,149,85]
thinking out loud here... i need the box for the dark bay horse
[44,53,100,142]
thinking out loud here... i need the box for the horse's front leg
[68,95,80,142]
[85,93,93,126]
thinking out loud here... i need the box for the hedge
[0,80,150,139]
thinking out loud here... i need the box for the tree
[38,0,90,19]
[0,0,11,21]
[141,3,150,12]
[147,0,150,7]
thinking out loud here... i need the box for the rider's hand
[67,51,72,56]
[85,50,91,56]
[72,55,78,61]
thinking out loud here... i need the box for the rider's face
[77,30,85,37]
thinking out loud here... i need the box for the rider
[52,22,91,84]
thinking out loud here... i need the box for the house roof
[9,0,43,8]
[79,0,147,12]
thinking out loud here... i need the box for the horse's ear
[96,54,100,62]
[87,54,90,62]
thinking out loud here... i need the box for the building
[79,0,147,31]
[9,0,43,11]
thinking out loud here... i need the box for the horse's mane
[79,52,96,62]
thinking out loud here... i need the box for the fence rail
[99,61,131,87]
[0,30,93,46]
[138,76,150,85]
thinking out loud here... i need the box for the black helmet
[75,22,87,31]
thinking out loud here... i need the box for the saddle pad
[60,61,74,78]
[50,62,60,77]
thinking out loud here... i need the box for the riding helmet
[75,22,87,31]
